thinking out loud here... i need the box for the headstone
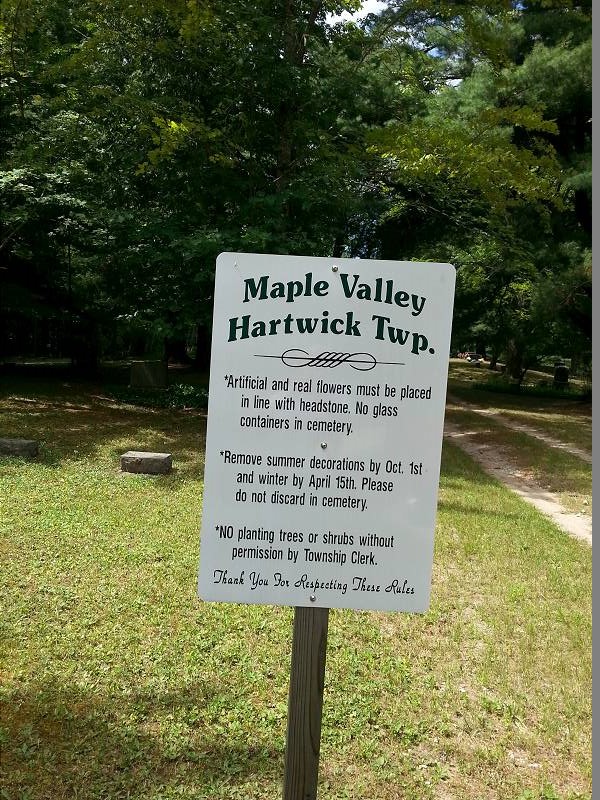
[553,363,569,388]
[121,451,172,475]
[130,360,168,389]
[0,438,39,459]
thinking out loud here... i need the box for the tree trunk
[194,323,211,370]
[72,317,99,375]
[505,339,523,382]
[332,234,344,258]
[275,1,323,191]
[165,336,191,365]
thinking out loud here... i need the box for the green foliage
[108,382,208,410]
[371,2,590,373]
[0,0,592,373]
[470,379,589,401]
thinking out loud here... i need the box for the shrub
[108,383,208,409]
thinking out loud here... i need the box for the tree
[0,0,591,377]
[2,0,388,363]
[361,0,591,377]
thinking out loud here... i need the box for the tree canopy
[0,0,591,375]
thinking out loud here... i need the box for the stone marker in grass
[0,438,39,459]
[121,451,172,475]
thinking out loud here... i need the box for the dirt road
[444,397,592,546]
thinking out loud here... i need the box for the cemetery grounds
[0,365,592,800]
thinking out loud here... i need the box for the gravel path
[444,410,592,547]
[446,393,592,463]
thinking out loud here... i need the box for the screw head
[321,442,327,449]
[309,595,316,602]
[332,265,339,272]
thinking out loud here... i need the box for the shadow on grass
[0,377,207,478]
[440,440,500,487]
[447,382,592,416]
[442,418,591,497]
[437,500,527,520]
[2,680,283,799]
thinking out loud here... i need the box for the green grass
[493,408,591,454]
[447,362,592,455]
[448,359,590,397]
[106,382,209,409]
[450,394,591,456]
[0,379,592,800]
[444,406,592,514]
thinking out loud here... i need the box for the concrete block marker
[0,438,39,459]
[121,451,172,475]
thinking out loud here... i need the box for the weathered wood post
[283,607,329,800]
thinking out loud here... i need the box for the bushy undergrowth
[472,379,591,400]
[108,382,208,409]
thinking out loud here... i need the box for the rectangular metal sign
[198,253,455,612]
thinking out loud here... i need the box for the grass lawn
[447,362,592,455]
[444,407,592,515]
[0,377,592,800]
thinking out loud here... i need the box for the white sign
[198,253,455,612]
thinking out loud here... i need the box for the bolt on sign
[198,253,455,613]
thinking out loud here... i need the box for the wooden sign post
[283,607,329,800]
[198,252,455,797]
